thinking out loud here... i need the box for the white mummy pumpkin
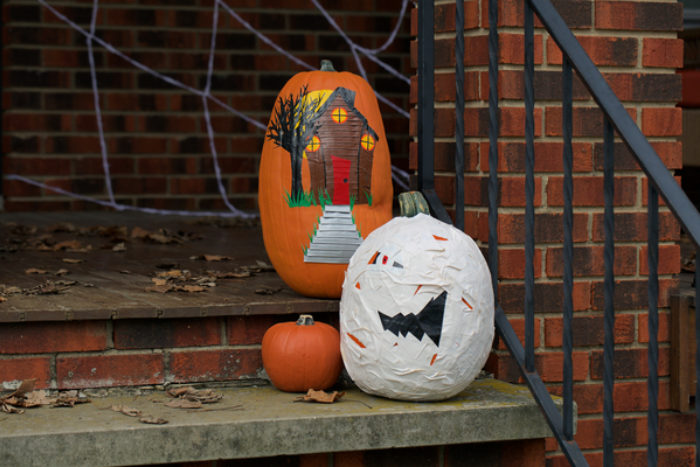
[339,213,494,401]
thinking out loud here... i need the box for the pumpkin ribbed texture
[261,315,342,392]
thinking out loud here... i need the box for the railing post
[417,0,434,193]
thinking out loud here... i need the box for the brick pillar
[411,0,690,463]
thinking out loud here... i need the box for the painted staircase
[304,204,362,264]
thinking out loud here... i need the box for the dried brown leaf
[204,255,232,262]
[146,285,173,294]
[9,379,37,399]
[1,402,24,414]
[53,240,86,252]
[25,268,48,275]
[164,399,202,409]
[48,222,76,233]
[62,258,83,264]
[22,390,54,407]
[151,278,168,286]
[0,297,6,303]
[111,405,142,417]
[139,415,168,425]
[112,242,126,252]
[131,226,150,239]
[179,285,205,293]
[156,270,186,279]
[148,233,173,244]
[209,270,251,279]
[166,387,222,404]
[295,389,346,404]
[166,387,195,398]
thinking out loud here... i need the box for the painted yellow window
[305,135,321,152]
[361,133,375,151]
[332,107,348,124]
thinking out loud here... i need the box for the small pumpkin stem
[296,314,315,326]
[320,60,336,72]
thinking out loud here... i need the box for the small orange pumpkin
[261,314,342,392]
[259,60,393,298]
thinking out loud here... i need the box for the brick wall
[410,0,689,464]
[1,0,410,212]
[0,314,318,390]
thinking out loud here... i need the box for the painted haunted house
[267,85,380,264]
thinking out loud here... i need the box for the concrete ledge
[0,379,560,467]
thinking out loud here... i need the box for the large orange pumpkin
[261,314,342,392]
[259,60,393,298]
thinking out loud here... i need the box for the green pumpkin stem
[296,314,315,326]
[320,60,336,72]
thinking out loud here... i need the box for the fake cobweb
[6,0,411,218]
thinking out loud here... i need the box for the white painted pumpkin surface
[340,214,494,401]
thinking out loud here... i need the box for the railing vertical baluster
[417,0,434,192]
[562,57,574,441]
[603,117,616,466]
[524,0,536,372]
[696,250,700,467]
[488,0,500,296]
[455,0,465,231]
[647,183,659,466]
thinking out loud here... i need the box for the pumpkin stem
[296,314,315,326]
[320,60,336,72]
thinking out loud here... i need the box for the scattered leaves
[111,405,142,417]
[25,268,48,275]
[164,398,202,409]
[255,287,282,295]
[62,258,84,264]
[166,386,223,405]
[139,415,168,425]
[190,254,233,262]
[112,242,126,252]
[52,390,90,407]
[146,269,216,294]
[294,389,346,404]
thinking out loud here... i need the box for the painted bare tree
[266,85,322,201]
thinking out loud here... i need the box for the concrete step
[0,379,563,467]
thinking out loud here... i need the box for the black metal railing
[415,0,700,465]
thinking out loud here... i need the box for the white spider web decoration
[5,0,411,218]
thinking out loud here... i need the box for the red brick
[496,316,541,350]
[638,244,680,276]
[642,107,682,137]
[573,417,647,450]
[113,318,221,349]
[498,281,592,314]
[535,351,589,382]
[0,357,52,389]
[498,247,544,279]
[227,315,288,346]
[546,245,637,278]
[496,212,589,245]
[592,212,680,243]
[590,347,670,380]
[0,321,107,354]
[57,354,164,389]
[642,38,684,68]
[638,309,670,344]
[548,36,638,67]
[595,2,683,31]
[547,176,638,207]
[169,348,261,383]
[544,313,635,347]
[611,380,672,412]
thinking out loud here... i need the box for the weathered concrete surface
[0,379,562,467]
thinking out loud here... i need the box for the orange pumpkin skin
[262,315,342,392]
[259,63,393,298]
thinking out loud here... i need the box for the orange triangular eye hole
[368,251,380,264]
[305,135,320,152]
[332,107,348,123]
[360,133,375,151]
[433,235,448,241]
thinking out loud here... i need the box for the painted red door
[331,156,351,205]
